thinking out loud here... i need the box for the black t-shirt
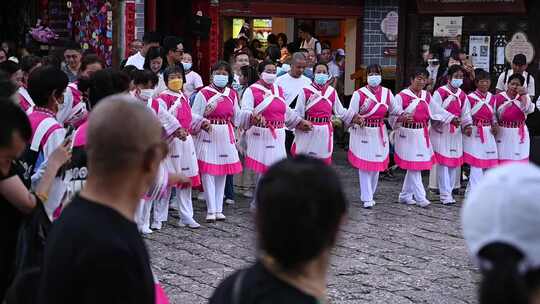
[37,195,155,304]
[0,161,29,300]
[209,261,319,304]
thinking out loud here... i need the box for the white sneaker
[206,213,216,222]
[197,192,206,202]
[417,200,431,208]
[398,198,417,205]
[141,227,153,234]
[215,213,226,221]
[224,199,235,205]
[150,221,162,230]
[243,190,254,198]
[187,222,201,229]
[441,199,456,205]
[179,220,201,229]
[363,201,376,209]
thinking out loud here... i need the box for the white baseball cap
[336,49,345,57]
[462,163,540,272]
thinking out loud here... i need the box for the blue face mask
[182,62,192,71]
[213,74,229,88]
[451,78,463,88]
[314,73,330,85]
[367,75,382,87]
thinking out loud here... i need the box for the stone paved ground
[146,150,479,304]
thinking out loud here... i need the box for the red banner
[125,1,136,58]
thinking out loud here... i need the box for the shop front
[398,0,539,93]
[216,0,363,96]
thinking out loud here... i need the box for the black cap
[513,54,527,66]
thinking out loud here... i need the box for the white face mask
[367,75,382,87]
[139,89,154,101]
[261,72,276,84]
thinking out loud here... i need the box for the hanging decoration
[66,0,113,66]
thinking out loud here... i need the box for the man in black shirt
[210,156,348,304]
[38,96,169,304]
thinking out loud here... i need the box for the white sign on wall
[505,32,535,64]
[433,16,463,37]
[469,36,491,72]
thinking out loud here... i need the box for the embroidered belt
[306,116,330,123]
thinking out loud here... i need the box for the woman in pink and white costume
[392,68,456,207]
[191,61,251,222]
[241,61,309,207]
[430,65,473,205]
[130,70,188,234]
[493,73,534,164]
[159,65,203,228]
[463,70,499,194]
[345,64,403,209]
[58,54,104,127]
[292,63,344,165]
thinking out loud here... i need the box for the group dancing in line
[135,60,532,232]
[57,57,529,233]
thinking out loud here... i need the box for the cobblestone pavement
[146,150,479,304]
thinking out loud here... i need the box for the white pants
[136,199,153,231]
[437,165,458,202]
[175,187,196,224]
[201,174,226,214]
[152,192,171,224]
[359,170,379,203]
[465,166,484,197]
[429,164,461,190]
[399,170,427,203]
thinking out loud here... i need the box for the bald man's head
[86,95,166,176]
[290,52,307,78]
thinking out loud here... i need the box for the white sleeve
[495,73,506,91]
[387,92,403,116]
[315,40,322,55]
[285,107,302,130]
[528,76,536,97]
[429,96,455,124]
[191,91,206,117]
[31,128,66,186]
[520,94,535,115]
[240,87,255,113]
[431,90,443,107]
[57,87,74,125]
[294,89,307,118]
[332,90,346,118]
[389,94,403,129]
[194,74,204,90]
[342,91,360,126]
[460,96,473,127]
[233,95,252,130]
[536,96,540,112]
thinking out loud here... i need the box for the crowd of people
[1,24,540,304]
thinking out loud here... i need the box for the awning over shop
[220,0,362,18]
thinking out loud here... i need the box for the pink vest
[158,91,178,110]
[494,92,526,122]
[468,90,496,122]
[199,86,237,120]
[303,84,336,118]
[68,82,83,107]
[28,108,63,150]
[250,82,286,122]
[398,90,432,123]
[355,86,390,119]
[436,85,467,117]
[73,121,88,148]
[161,91,192,129]
[18,87,33,113]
